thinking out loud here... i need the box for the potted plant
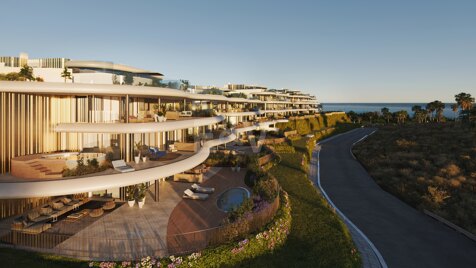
[134,141,142,164]
[142,150,148,163]
[157,111,166,122]
[136,183,147,208]
[125,185,135,207]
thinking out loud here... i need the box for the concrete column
[154,180,160,202]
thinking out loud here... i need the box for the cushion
[61,197,72,204]
[52,202,64,210]
[40,207,53,216]
[27,211,40,221]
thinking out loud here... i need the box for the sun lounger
[191,183,215,194]
[183,189,209,200]
[112,160,135,173]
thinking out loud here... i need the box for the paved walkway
[318,128,476,268]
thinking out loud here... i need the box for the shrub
[253,176,279,203]
[227,198,254,223]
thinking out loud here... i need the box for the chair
[112,160,135,173]
[191,183,215,194]
[183,189,209,200]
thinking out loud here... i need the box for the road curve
[319,128,476,268]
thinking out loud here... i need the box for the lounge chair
[112,160,135,173]
[191,183,215,194]
[183,189,209,200]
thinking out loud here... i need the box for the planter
[142,156,147,163]
[231,166,236,172]
[127,200,135,207]
[134,156,140,164]
[237,166,241,172]
[137,199,145,208]
[158,116,166,122]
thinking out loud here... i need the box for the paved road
[319,128,476,268]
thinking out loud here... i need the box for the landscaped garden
[1,115,361,268]
[353,123,476,235]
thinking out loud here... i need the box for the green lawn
[0,247,86,268]
[236,140,361,268]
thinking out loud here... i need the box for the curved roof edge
[0,123,291,198]
[55,116,225,134]
[0,81,265,103]
[65,60,163,77]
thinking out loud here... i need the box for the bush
[253,176,279,203]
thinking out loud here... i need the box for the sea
[322,103,456,118]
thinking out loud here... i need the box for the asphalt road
[319,128,476,268]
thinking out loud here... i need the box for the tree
[61,67,72,83]
[19,65,34,81]
[411,105,421,118]
[381,107,392,124]
[432,101,445,122]
[455,92,474,122]
[395,110,408,124]
[414,109,427,123]
[123,73,134,85]
[451,103,459,121]
[426,102,436,122]
[455,92,474,111]
[179,80,189,91]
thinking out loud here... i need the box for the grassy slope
[237,140,360,268]
[353,123,476,234]
[0,247,86,268]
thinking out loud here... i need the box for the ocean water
[322,103,457,118]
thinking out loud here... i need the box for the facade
[0,56,320,223]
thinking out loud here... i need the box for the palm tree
[381,107,391,124]
[411,105,421,121]
[455,92,475,123]
[455,92,474,111]
[433,101,445,122]
[19,65,34,81]
[61,67,72,83]
[395,110,408,124]
[426,102,436,122]
[451,103,459,121]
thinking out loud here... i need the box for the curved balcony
[0,125,262,199]
[54,116,225,134]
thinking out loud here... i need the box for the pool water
[217,187,250,212]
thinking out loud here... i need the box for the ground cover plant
[353,123,476,234]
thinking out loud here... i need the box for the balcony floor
[0,151,195,183]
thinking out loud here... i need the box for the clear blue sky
[1,0,475,102]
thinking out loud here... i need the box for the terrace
[0,167,250,261]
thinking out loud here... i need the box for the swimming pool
[217,187,250,212]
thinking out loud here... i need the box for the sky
[1,0,475,102]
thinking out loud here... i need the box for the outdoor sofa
[148,147,167,160]
[112,160,135,173]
